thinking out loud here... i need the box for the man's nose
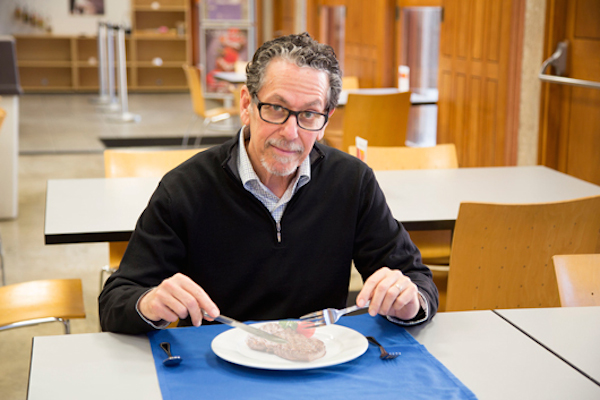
[280,114,300,139]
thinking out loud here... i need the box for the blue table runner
[148,314,477,399]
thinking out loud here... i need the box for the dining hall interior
[1,0,599,399]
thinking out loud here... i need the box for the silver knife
[203,312,288,344]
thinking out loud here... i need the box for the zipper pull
[276,221,282,243]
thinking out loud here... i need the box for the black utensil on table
[160,342,182,366]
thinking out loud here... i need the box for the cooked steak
[246,322,326,362]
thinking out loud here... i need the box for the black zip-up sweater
[99,135,438,334]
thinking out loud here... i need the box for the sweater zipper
[276,221,282,243]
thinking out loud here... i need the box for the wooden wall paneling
[563,0,600,184]
[540,0,600,185]
[538,0,568,169]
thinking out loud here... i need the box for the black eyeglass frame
[253,96,329,131]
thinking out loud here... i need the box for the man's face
[240,59,332,180]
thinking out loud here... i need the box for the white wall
[0,0,130,36]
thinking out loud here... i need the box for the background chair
[182,64,239,147]
[347,144,458,311]
[445,195,600,311]
[101,148,206,289]
[341,92,411,152]
[553,254,600,307]
[342,76,360,90]
[0,279,85,334]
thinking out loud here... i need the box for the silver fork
[366,336,401,360]
[299,300,371,327]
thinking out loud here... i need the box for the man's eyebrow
[269,95,325,111]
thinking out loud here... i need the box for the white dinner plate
[211,322,368,370]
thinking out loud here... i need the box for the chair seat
[410,230,452,265]
[0,279,85,330]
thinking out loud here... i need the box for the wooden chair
[182,64,239,147]
[347,144,458,311]
[0,279,85,334]
[553,254,600,307]
[341,92,411,152]
[342,76,360,90]
[101,148,206,289]
[0,107,6,286]
[446,195,600,311]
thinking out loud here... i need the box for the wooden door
[436,0,524,167]
[539,0,600,186]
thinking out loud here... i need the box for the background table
[494,307,600,386]
[404,310,600,399]
[376,165,600,230]
[44,166,600,244]
[44,177,159,244]
[28,310,600,400]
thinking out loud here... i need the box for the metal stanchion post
[109,25,140,123]
[89,22,110,104]
[99,24,120,112]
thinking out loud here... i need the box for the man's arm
[351,169,439,323]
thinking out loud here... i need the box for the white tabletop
[44,177,159,244]
[494,307,600,385]
[44,166,600,244]
[28,310,600,400]
[337,87,438,105]
[28,333,162,400]
[213,71,246,84]
[405,310,600,399]
[376,165,600,230]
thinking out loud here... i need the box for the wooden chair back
[341,92,411,152]
[182,63,208,117]
[342,76,360,90]
[347,144,458,170]
[104,148,204,178]
[0,107,6,130]
[446,196,600,311]
[0,279,85,333]
[553,254,600,307]
[103,148,206,270]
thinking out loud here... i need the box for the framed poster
[203,0,252,23]
[70,0,105,15]
[202,27,251,95]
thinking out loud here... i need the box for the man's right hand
[138,273,220,327]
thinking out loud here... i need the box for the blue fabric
[148,314,477,400]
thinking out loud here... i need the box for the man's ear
[316,108,335,141]
[240,85,251,125]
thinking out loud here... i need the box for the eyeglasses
[254,96,329,131]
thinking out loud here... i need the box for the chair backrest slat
[342,92,412,152]
[348,144,458,170]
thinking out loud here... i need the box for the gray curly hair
[245,32,342,112]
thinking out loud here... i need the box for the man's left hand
[356,267,420,321]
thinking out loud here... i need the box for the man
[99,33,438,334]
